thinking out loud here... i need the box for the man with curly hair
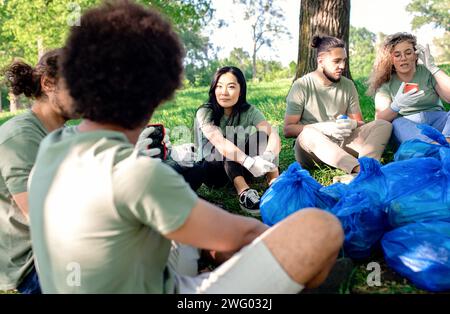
[28,0,344,294]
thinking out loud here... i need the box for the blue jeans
[392,111,450,144]
[17,268,41,294]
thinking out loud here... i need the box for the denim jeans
[17,268,41,294]
[392,111,450,144]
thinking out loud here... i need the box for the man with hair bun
[29,0,344,294]
[284,34,392,183]
[0,48,75,293]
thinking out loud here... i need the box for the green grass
[0,77,434,294]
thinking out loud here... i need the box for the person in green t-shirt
[284,35,392,184]
[194,66,280,216]
[0,49,77,293]
[29,1,345,294]
[368,32,450,145]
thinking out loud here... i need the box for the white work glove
[416,44,440,75]
[135,126,162,157]
[261,150,276,164]
[243,156,276,177]
[170,143,197,168]
[336,115,358,131]
[390,82,425,113]
[311,121,352,141]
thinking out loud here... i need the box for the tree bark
[9,92,20,113]
[295,0,352,80]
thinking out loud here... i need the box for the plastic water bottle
[336,115,348,148]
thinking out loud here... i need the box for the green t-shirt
[194,105,266,159]
[376,64,443,116]
[29,127,198,293]
[285,73,361,124]
[0,110,47,290]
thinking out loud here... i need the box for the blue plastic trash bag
[395,124,450,162]
[330,190,388,259]
[260,162,336,226]
[386,150,450,228]
[382,221,450,292]
[381,157,442,203]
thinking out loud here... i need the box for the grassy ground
[1,75,444,294]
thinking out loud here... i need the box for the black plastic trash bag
[382,221,450,292]
[260,162,336,226]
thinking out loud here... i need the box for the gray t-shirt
[0,110,47,290]
[376,64,443,116]
[194,105,266,159]
[29,127,198,293]
[285,73,361,124]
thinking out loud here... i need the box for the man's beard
[323,68,341,83]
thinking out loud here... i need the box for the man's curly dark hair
[62,0,185,129]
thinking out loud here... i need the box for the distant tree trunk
[37,36,45,59]
[295,0,352,80]
[252,38,257,80]
[9,92,20,113]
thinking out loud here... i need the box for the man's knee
[286,208,344,249]
[368,119,393,132]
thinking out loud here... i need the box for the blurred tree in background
[406,0,449,64]
[349,26,376,78]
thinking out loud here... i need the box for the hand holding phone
[145,124,168,160]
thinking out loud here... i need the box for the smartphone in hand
[146,123,168,160]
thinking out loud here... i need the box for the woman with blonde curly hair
[368,32,450,145]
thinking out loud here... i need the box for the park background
[0,0,449,293]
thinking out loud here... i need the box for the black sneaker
[238,188,261,216]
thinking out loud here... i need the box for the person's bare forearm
[375,108,397,122]
[283,123,304,138]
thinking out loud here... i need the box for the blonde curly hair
[367,32,417,96]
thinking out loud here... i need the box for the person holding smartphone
[368,32,450,145]
[28,1,344,294]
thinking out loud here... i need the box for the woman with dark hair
[0,49,75,294]
[195,66,281,215]
[369,32,450,145]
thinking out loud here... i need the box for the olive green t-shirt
[29,127,198,293]
[194,105,266,159]
[0,110,47,290]
[376,64,443,116]
[285,73,361,124]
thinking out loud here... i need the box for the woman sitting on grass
[368,32,450,145]
[194,66,281,215]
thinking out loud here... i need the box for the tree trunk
[295,0,352,80]
[37,36,45,59]
[9,92,20,113]
[0,90,2,112]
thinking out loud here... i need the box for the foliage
[0,0,214,109]
[233,0,290,80]
[406,0,449,65]
[406,0,450,31]
[433,32,450,64]
[349,26,376,78]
